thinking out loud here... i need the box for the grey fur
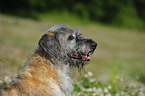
[35,24,97,70]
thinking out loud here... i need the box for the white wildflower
[77,92,82,95]
[97,88,102,93]
[93,87,97,92]
[87,71,93,76]
[105,93,112,96]
[89,78,95,83]
[121,92,124,95]
[81,86,86,91]
[115,93,119,96]
[86,88,93,92]
[132,92,135,95]
[93,93,97,96]
[104,88,108,93]
[108,86,112,89]
[140,88,143,91]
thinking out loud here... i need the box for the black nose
[91,41,97,50]
[91,42,97,49]
[87,39,97,50]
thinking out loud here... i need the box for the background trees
[0,0,145,30]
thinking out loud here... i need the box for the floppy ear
[38,31,60,59]
[39,31,55,52]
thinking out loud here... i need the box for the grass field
[0,13,145,90]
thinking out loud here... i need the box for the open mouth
[69,52,92,61]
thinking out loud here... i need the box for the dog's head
[36,25,97,70]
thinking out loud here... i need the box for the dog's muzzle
[69,39,97,63]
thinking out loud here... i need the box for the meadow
[0,14,145,95]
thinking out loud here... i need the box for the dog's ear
[38,31,60,59]
[39,31,55,52]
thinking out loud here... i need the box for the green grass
[0,13,145,94]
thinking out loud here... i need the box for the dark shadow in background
[0,0,145,31]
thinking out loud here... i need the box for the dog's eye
[68,35,75,40]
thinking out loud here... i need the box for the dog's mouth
[69,51,93,62]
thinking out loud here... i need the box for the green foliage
[0,0,145,30]
[73,3,89,21]
[112,5,144,30]
[36,10,89,24]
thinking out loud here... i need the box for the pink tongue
[81,55,86,60]
[81,55,90,60]
[87,56,90,59]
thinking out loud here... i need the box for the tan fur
[0,54,65,96]
[46,31,55,37]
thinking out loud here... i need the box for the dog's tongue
[81,55,90,60]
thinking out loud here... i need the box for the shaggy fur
[0,25,97,96]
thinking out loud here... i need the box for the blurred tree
[0,0,145,30]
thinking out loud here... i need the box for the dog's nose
[91,41,97,50]
[87,39,97,50]
[91,42,97,49]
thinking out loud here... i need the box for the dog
[0,25,97,96]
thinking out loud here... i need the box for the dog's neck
[18,54,73,96]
